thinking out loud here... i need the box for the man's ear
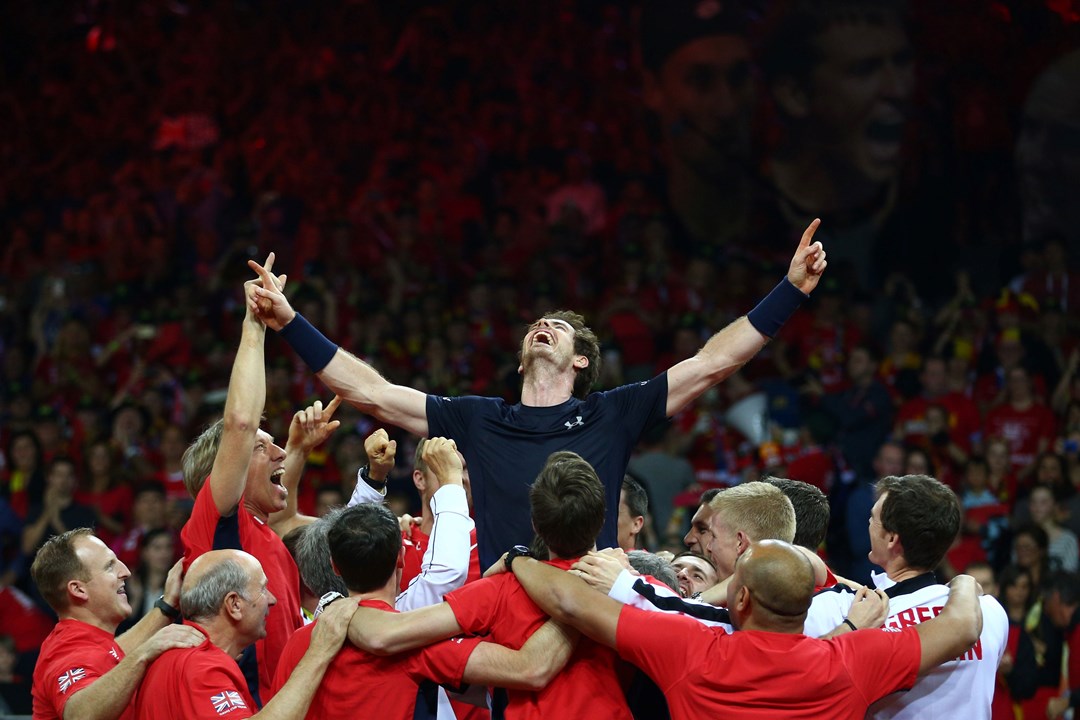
[224,591,244,621]
[67,579,89,604]
[573,355,589,370]
[734,584,751,614]
[772,76,809,119]
[632,515,645,535]
[412,469,426,494]
[735,530,751,555]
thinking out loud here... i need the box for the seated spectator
[21,457,97,569]
[75,440,134,546]
[118,528,177,633]
[0,634,31,715]
[1026,485,1078,572]
[111,482,169,571]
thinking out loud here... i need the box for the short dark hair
[1047,571,1080,606]
[762,0,908,104]
[700,487,723,506]
[31,528,94,612]
[530,310,601,399]
[875,475,960,571]
[763,476,830,549]
[529,451,605,558]
[328,504,402,593]
[621,475,649,519]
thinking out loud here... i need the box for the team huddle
[29,228,1009,719]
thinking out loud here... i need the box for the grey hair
[181,558,249,621]
[294,508,349,598]
[627,550,678,594]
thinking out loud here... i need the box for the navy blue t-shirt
[427,373,669,569]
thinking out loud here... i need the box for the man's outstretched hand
[247,252,294,331]
[786,219,827,294]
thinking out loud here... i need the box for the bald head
[181,550,262,622]
[728,540,815,632]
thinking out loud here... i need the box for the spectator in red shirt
[895,356,981,452]
[29,528,202,720]
[76,441,134,547]
[984,366,1057,481]
[509,537,983,720]
[134,548,356,720]
[111,482,169,571]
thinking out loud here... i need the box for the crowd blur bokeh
[1,0,1080,715]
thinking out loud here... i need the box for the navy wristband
[277,313,338,372]
[746,278,807,338]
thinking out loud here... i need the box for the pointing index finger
[797,218,822,252]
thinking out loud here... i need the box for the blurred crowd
[2,0,1080,715]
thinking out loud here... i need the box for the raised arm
[207,262,277,515]
[510,556,623,649]
[347,601,463,656]
[397,438,474,610]
[666,219,825,417]
[915,574,982,674]
[462,619,579,691]
[247,259,428,436]
[270,396,342,538]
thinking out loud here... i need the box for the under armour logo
[565,416,584,429]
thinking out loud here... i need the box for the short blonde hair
[710,482,796,544]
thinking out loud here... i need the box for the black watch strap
[155,595,181,621]
[360,465,387,494]
[504,545,533,573]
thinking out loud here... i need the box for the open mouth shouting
[269,468,288,497]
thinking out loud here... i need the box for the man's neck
[242,499,269,524]
[201,618,249,659]
[520,368,575,407]
[348,580,398,609]
[419,497,435,537]
[886,561,927,585]
[62,609,119,635]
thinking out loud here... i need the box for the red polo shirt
[32,619,129,720]
[616,606,921,720]
[445,558,633,720]
[181,477,302,704]
[133,622,256,720]
[271,598,481,719]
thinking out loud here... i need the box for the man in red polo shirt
[181,259,337,705]
[30,528,202,720]
[510,538,984,720]
[346,451,634,720]
[134,549,355,720]
[271,500,574,719]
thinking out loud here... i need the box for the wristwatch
[155,595,181,621]
[504,545,533,573]
[359,465,387,495]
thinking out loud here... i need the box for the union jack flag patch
[211,689,248,715]
[57,668,87,694]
